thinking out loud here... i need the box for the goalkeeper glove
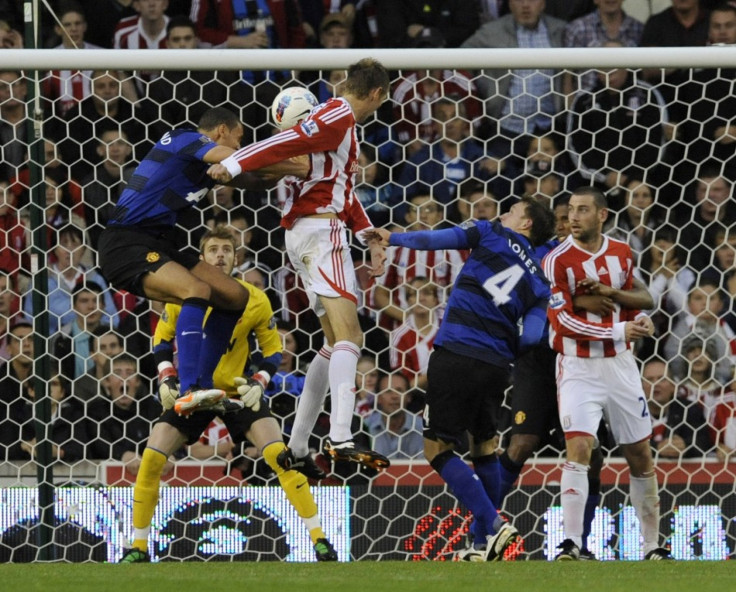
[157,362,179,410]
[234,371,270,412]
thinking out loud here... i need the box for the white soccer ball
[271,87,319,131]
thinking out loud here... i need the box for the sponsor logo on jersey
[146,251,160,263]
[514,411,526,425]
[301,120,319,137]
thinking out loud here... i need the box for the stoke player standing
[543,186,671,561]
[208,58,391,472]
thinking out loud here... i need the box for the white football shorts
[556,349,653,445]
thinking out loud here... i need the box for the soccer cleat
[277,447,326,480]
[313,537,338,561]
[210,397,246,414]
[323,438,390,471]
[456,545,486,562]
[484,522,520,561]
[119,547,151,563]
[555,538,581,561]
[578,548,598,560]
[644,547,673,560]
[173,387,227,416]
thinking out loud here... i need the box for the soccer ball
[271,87,319,131]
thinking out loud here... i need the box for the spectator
[81,128,135,249]
[43,2,103,118]
[49,281,115,382]
[605,178,666,258]
[636,226,695,338]
[0,269,22,361]
[639,0,710,123]
[390,276,440,391]
[363,371,424,459]
[73,327,124,401]
[86,353,162,471]
[114,0,169,49]
[354,143,392,227]
[0,70,28,179]
[703,226,736,291]
[675,335,731,424]
[682,3,736,178]
[0,320,33,460]
[393,98,503,208]
[37,169,87,242]
[376,0,480,47]
[461,0,566,156]
[567,42,670,194]
[78,0,137,48]
[644,357,712,459]
[453,181,499,223]
[675,165,735,269]
[391,66,482,159]
[60,69,147,181]
[19,374,88,463]
[266,319,307,427]
[563,0,645,95]
[372,193,467,331]
[354,353,378,417]
[141,16,252,143]
[24,225,118,334]
[0,180,28,285]
[664,279,736,385]
[0,17,22,49]
[318,11,354,48]
[710,381,736,463]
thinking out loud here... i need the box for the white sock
[288,345,332,457]
[561,461,589,548]
[630,473,661,555]
[328,340,360,442]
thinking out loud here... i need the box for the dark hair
[167,15,196,36]
[571,185,607,209]
[198,107,240,132]
[712,2,736,19]
[519,195,555,247]
[375,370,410,393]
[343,58,390,100]
[72,280,103,304]
[57,0,85,20]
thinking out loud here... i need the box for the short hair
[167,15,196,36]
[72,280,103,304]
[58,1,85,21]
[112,352,137,369]
[519,195,555,247]
[197,107,240,132]
[571,185,607,209]
[375,370,410,393]
[712,2,736,19]
[199,225,237,253]
[343,58,390,100]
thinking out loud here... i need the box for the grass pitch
[1,561,733,592]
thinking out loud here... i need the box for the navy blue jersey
[392,220,550,367]
[532,238,560,343]
[108,129,219,230]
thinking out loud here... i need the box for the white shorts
[284,217,358,317]
[556,350,652,445]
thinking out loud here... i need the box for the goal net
[1,46,735,562]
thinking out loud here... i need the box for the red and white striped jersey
[390,316,439,384]
[198,418,232,447]
[710,390,736,449]
[224,98,372,234]
[373,244,467,330]
[45,43,101,116]
[543,234,639,358]
[114,17,169,49]
[677,380,726,424]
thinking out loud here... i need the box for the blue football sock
[436,454,498,540]
[497,450,524,507]
[581,493,600,550]
[176,298,208,392]
[197,307,244,388]
[473,454,501,507]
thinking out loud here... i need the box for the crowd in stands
[1,0,736,482]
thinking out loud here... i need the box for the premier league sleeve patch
[300,120,320,137]
[549,292,565,310]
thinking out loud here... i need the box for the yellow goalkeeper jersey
[153,280,282,395]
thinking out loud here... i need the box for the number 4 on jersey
[483,264,524,306]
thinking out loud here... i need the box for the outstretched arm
[363,226,470,251]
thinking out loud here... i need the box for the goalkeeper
[120,226,336,563]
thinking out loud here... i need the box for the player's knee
[507,435,539,463]
[262,441,287,473]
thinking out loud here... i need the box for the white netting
[1,42,735,562]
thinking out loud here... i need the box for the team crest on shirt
[514,411,526,425]
[146,251,160,263]
[549,292,565,309]
[300,120,319,136]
